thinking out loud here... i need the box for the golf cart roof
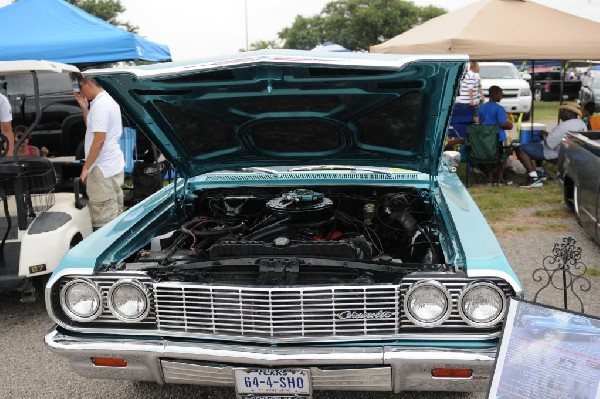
[0,60,79,75]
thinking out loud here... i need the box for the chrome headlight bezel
[458,282,507,327]
[59,278,103,322]
[107,279,150,322]
[403,280,452,327]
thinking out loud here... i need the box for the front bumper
[45,327,497,393]
[499,97,531,114]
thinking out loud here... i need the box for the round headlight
[404,281,452,327]
[108,279,150,322]
[459,282,506,327]
[60,279,103,322]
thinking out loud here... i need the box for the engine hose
[181,219,245,237]
[242,218,333,241]
[242,225,291,241]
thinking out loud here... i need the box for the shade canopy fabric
[370,0,600,60]
[0,0,171,64]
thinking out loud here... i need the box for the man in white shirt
[456,61,485,123]
[75,75,125,230]
[0,92,15,156]
[581,70,592,88]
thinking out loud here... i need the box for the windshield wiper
[240,167,279,174]
[288,165,392,174]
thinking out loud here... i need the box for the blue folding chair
[119,127,137,174]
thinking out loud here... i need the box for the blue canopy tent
[0,0,171,64]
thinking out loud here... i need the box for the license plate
[234,368,311,397]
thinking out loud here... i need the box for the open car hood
[86,50,467,178]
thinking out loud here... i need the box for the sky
[1,0,600,61]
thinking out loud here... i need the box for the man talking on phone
[74,74,124,230]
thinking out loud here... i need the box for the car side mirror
[521,72,531,81]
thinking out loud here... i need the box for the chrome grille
[154,284,400,339]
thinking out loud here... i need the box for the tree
[65,0,138,33]
[239,39,282,52]
[278,0,446,52]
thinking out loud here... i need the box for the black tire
[563,177,575,210]
[70,232,84,248]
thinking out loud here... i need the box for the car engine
[128,186,448,285]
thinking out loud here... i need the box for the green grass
[529,101,561,122]
[588,268,600,277]
[455,163,568,235]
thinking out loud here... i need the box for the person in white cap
[515,102,586,188]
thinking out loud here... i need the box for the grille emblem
[336,310,396,320]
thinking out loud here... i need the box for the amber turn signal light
[91,357,127,367]
[431,368,473,378]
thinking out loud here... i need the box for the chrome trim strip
[45,327,495,393]
[86,53,469,79]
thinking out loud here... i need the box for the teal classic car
[523,314,600,342]
[44,50,523,396]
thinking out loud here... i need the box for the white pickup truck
[480,62,532,120]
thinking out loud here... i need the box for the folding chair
[465,125,511,187]
[119,127,137,175]
[445,103,474,151]
[119,127,137,191]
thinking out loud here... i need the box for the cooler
[519,122,546,144]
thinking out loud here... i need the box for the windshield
[479,65,521,80]
[4,71,75,96]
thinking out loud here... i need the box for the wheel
[70,232,83,248]
[534,88,542,102]
[574,185,582,226]
[564,178,574,210]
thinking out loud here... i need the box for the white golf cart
[0,60,92,301]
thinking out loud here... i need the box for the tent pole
[559,61,566,124]
[531,60,535,123]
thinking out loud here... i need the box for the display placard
[488,297,600,399]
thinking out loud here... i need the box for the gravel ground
[1,205,598,399]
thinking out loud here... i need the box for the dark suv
[2,70,152,159]
[1,70,84,157]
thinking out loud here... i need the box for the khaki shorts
[86,167,124,228]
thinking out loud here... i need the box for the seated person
[14,125,48,157]
[582,101,600,130]
[473,85,514,183]
[515,102,587,188]
[478,85,513,142]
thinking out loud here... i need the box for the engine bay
[127,186,450,284]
